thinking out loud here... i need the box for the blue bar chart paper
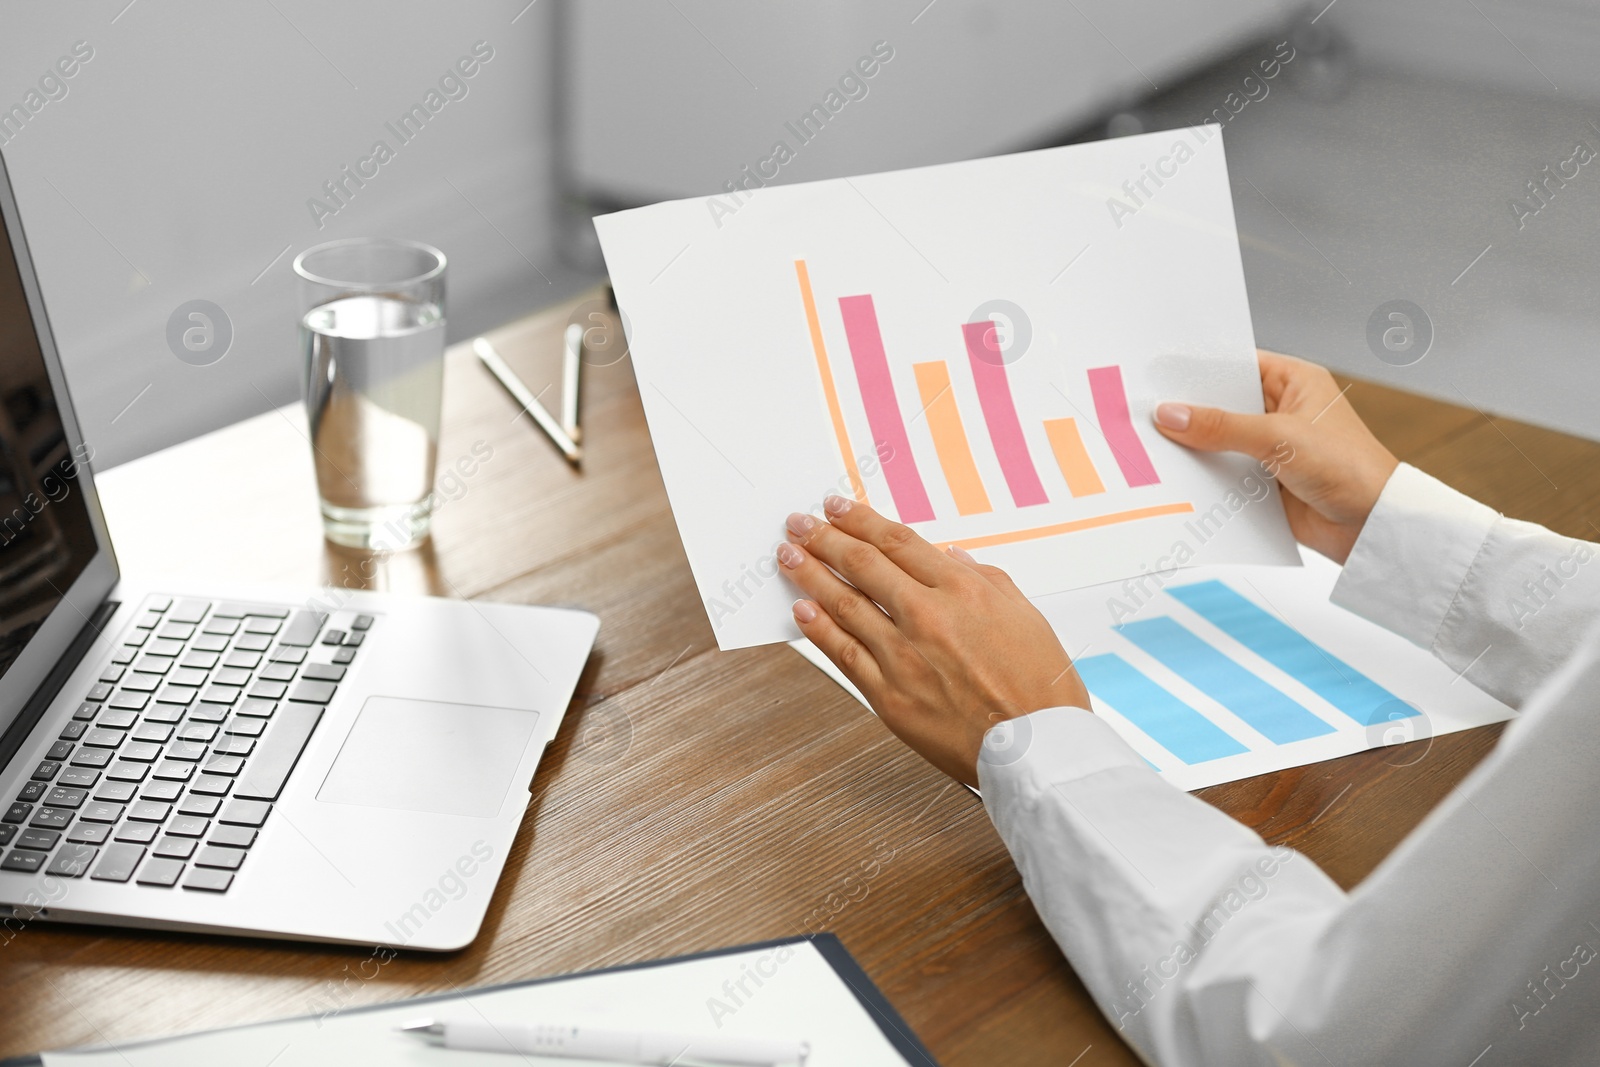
[1115,617,1336,745]
[1074,654,1247,765]
[1167,580,1414,727]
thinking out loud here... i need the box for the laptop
[0,151,598,951]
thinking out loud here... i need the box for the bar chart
[795,549,1517,791]
[795,260,1194,551]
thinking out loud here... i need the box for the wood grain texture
[4,296,1597,1065]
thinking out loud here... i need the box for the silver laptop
[0,151,598,951]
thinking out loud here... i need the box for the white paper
[41,941,912,1067]
[596,128,1299,650]
[793,548,1516,792]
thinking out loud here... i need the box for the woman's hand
[1153,350,1399,564]
[779,496,1089,788]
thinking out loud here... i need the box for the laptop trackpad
[316,697,540,818]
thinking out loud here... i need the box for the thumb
[1153,401,1287,461]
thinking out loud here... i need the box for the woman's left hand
[779,495,1090,788]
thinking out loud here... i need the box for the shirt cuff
[1331,462,1499,653]
[977,705,1152,820]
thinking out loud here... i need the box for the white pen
[561,321,583,443]
[473,336,583,466]
[398,1018,809,1065]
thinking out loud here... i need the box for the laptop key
[208,825,257,849]
[170,667,209,687]
[167,600,210,624]
[66,822,112,845]
[29,807,73,830]
[144,638,185,657]
[114,822,159,845]
[269,646,307,664]
[107,761,149,783]
[45,740,74,761]
[178,794,221,817]
[1,850,44,873]
[144,596,173,612]
[143,704,185,724]
[81,802,124,823]
[128,801,172,822]
[153,834,196,859]
[133,723,174,743]
[47,844,97,877]
[177,723,219,743]
[16,781,46,803]
[121,741,163,762]
[58,767,99,788]
[73,702,100,720]
[138,857,187,887]
[108,690,150,710]
[213,736,254,756]
[301,663,345,682]
[249,681,287,701]
[234,633,272,652]
[219,799,271,827]
[133,655,172,675]
[351,614,374,631]
[16,829,61,850]
[320,629,346,646]
[183,867,233,892]
[260,663,296,683]
[202,686,240,705]
[4,803,30,824]
[111,646,137,665]
[119,673,161,692]
[92,782,137,803]
[279,611,328,647]
[58,721,88,741]
[195,845,245,870]
[204,755,245,776]
[202,618,240,636]
[287,680,335,705]
[223,650,261,669]
[185,651,223,670]
[85,682,114,702]
[192,634,229,653]
[238,699,276,719]
[243,618,281,635]
[190,775,231,797]
[0,825,13,845]
[168,815,210,837]
[101,710,138,729]
[91,843,146,882]
[333,648,356,665]
[83,728,125,749]
[158,622,196,641]
[32,761,61,780]
[153,761,195,782]
[343,632,364,648]
[44,787,87,809]
[99,665,125,684]
[141,780,183,802]
[134,611,163,629]
[224,717,266,737]
[165,740,207,761]
[213,667,252,687]
[234,705,323,802]
[188,703,230,724]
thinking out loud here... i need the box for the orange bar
[794,260,867,503]
[936,502,1195,551]
[1043,417,1106,498]
[913,361,992,516]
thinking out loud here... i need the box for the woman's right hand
[1151,350,1399,565]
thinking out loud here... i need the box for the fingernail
[792,599,818,623]
[777,542,804,569]
[824,495,852,516]
[786,512,816,536]
[947,544,977,564]
[1154,402,1191,431]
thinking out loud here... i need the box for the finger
[1151,401,1291,462]
[819,495,954,586]
[945,545,1029,604]
[791,597,888,700]
[777,539,900,655]
[786,510,920,617]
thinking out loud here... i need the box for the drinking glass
[294,238,446,551]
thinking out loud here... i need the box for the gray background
[3,0,1597,470]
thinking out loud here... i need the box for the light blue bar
[1167,581,1414,728]
[1076,653,1248,765]
[1115,617,1335,744]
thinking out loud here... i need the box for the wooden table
[5,290,1598,1064]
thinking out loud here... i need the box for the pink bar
[1087,365,1159,487]
[838,295,935,523]
[962,321,1048,508]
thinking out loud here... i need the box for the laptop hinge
[0,598,119,775]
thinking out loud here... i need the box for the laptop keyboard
[0,596,372,893]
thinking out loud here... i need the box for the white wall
[0,0,570,469]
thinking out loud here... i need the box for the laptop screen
[0,183,100,684]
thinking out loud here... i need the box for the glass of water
[294,238,447,551]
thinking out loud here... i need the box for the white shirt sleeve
[981,465,1600,1065]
